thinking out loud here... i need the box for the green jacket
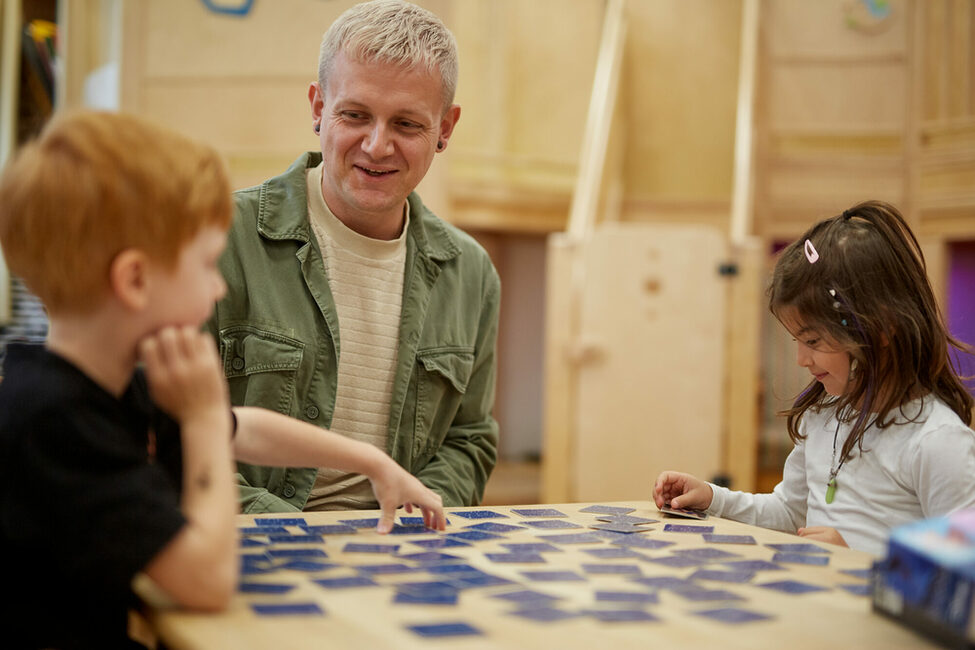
[208,152,500,512]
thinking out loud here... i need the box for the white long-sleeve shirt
[708,396,975,556]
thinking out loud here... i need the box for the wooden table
[144,501,937,649]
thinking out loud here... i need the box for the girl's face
[780,308,852,397]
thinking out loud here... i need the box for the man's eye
[805,339,820,347]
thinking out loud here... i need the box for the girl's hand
[653,471,714,511]
[797,526,848,548]
[369,460,445,534]
[139,326,230,432]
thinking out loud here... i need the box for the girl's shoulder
[897,396,974,446]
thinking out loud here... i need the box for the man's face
[309,51,460,240]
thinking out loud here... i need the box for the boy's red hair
[0,110,231,314]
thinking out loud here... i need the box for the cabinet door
[572,223,727,501]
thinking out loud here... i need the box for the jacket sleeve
[414,262,500,507]
[236,473,303,514]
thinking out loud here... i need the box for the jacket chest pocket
[219,327,304,416]
[414,348,474,459]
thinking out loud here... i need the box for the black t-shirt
[0,343,186,649]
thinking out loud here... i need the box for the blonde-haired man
[209,0,500,513]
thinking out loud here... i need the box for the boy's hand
[139,326,229,432]
[369,460,445,534]
[653,471,714,511]
[797,526,848,548]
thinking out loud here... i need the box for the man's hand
[653,471,714,511]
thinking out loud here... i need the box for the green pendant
[825,478,837,504]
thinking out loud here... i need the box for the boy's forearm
[232,406,384,476]
[145,409,237,609]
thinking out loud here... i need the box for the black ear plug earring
[314,123,321,134]
[436,141,444,151]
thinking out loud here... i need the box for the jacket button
[283,484,296,498]
[305,405,320,420]
[231,357,245,371]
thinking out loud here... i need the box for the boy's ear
[109,249,151,311]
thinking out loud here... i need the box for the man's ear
[109,249,151,311]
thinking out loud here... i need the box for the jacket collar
[257,152,461,263]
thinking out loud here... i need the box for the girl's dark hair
[768,200,973,462]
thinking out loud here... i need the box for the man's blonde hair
[318,0,459,109]
[0,110,231,315]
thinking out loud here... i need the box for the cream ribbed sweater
[303,163,407,510]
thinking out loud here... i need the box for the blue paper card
[595,515,658,525]
[585,609,659,623]
[511,507,568,518]
[583,547,645,559]
[595,590,659,604]
[537,533,604,545]
[630,576,696,590]
[446,530,505,542]
[759,580,829,594]
[581,563,641,576]
[425,563,482,575]
[278,559,336,572]
[694,607,773,624]
[703,533,757,545]
[579,504,636,515]
[338,518,380,529]
[721,559,785,572]
[388,524,433,536]
[523,519,582,530]
[254,517,307,527]
[250,602,323,616]
[464,521,526,533]
[406,622,482,638]
[589,522,653,534]
[300,524,358,535]
[611,536,675,550]
[451,510,508,519]
[491,589,561,604]
[409,538,471,549]
[396,551,463,563]
[485,553,547,564]
[267,548,327,559]
[689,569,755,584]
[644,555,711,568]
[519,570,586,582]
[399,516,451,527]
[501,542,563,553]
[671,586,745,602]
[765,543,831,554]
[354,563,418,575]
[240,538,268,548]
[663,524,715,534]
[450,573,515,588]
[239,526,289,535]
[674,548,741,560]
[840,583,871,596]
[840,568,871,580]
[509,608,579,622]
[395,580,459,595]
[312,576,378,589]
[342,543,401,554]
[394,590,459,605]
[267,534,324,545]
[238,582,296,594]
[771,552,830,566]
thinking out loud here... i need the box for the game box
[872,509,975,649]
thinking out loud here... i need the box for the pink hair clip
[804,239,819,264]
